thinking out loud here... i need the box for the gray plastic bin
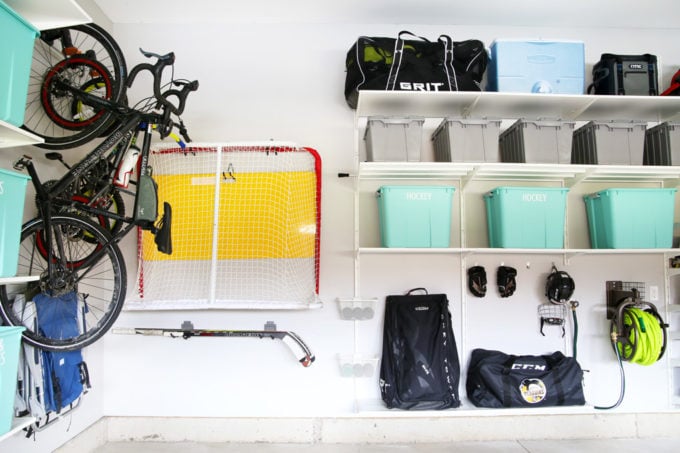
[364,117,425,162]
[431,118,501,162]
[571,121,646,165]
[499,119,575,163]
[644,122,680,166]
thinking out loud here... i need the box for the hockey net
[130,143,321,310]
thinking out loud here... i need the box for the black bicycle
[0,48,198,351]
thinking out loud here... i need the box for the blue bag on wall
[34,292,89,412]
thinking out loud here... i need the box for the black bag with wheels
[379,288,461,410]
[588,53,658,95]
[344,31,488,109]
[466,349,585,408]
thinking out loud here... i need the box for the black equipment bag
[466,349,585,408]
[379,288,461,410]
[344,31,488,109]
[588,53,658,95]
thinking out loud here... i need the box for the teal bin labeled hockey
[584,188,677,248]
[377,186,455,247]
[484,186,569,248]
[0,168,31,277]
[0,326,25,436]
[0,0,40,126]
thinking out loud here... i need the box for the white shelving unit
[349,90,680,411]
[0,2,90,443]
[0,0,91,149]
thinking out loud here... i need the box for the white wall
[92,20,680,416]
[3,3,680,451]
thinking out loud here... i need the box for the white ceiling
[93,0,680,28]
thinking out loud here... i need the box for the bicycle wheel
[23,23,128,150]
[0,215,127,351]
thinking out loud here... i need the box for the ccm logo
[414,306,430,311]
[399,82,445,91]
[629,63,644,69]
[522,193,547,202]
[512,363,547,371]
[406,192,432,201]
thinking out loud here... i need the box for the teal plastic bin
[0,168,30,277]
[584,188,677,248]
[0,326,25,436]
[377,186,455,247]
[484,186,569,248]
[0,1,39,126]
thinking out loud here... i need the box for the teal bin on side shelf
[0,326,25,436]
[0,0,40,127]
[0,168,31,277]
[484,186,569,248]
[584,188,677,248]
[377,186,455,247]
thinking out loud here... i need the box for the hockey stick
[112,321,315,367]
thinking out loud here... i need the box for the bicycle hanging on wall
[0,45,199,352]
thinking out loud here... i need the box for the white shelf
[356,91,680,123]
[358,162,680,186]
[5,0,91,30]
[0,417,35,442]
[359,247,678,256]
[0,275,40,284]
[0,120,43,149]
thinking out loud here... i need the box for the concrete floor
[98,438,680,453]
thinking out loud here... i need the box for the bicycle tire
[0,215,127,351]
[22,23,128,150]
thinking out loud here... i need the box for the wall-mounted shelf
[0,275,40,284]
[358,162,680,186]
[356,91,680,123]
[0,417,35,443]
[358,247,678,256]
[0,120,43,149]
[5,0,91,30]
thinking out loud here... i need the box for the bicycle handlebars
[125,48,198,116]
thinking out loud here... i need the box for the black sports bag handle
[398,30,432,43]
[406,287,429,295]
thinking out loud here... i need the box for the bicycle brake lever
[177,120,192,143]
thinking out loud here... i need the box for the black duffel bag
[466,349,585,408]
[344,31,488,109]
[380,288,461,410]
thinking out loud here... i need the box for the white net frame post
[131,142,321,310]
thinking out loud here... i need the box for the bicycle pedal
[154,202,172,255]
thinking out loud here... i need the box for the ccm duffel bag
[344,31,487,109]
[466,349,585,408]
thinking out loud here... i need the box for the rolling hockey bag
[345,31,487,108]
[466,349,585,408]
[379,288,461,410]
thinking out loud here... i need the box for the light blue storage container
[0,168,30,277]
[584,188,677,248]
[486,39,585,94]
[377,186,455,247]
[0,326,25,436]
[0,0,39,126]
[484,187,569,248]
